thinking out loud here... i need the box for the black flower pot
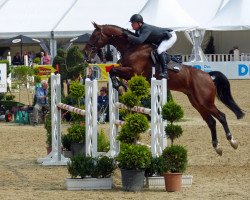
[71,143,85,156]
[120,169,145,192]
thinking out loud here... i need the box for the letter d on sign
[238,64,248,76]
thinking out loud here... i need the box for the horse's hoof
[229,138,238,149]
[214,146,223,156]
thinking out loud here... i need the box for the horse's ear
[92,22,101,30]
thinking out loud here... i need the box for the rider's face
[131,22,141,30]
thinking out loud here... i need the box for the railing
[181,53,250,62]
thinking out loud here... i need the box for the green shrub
[5,94,15,101]
[44,114,52,147]
[162,100,184,123]
[67,155,116,178]
[97,129,109,152]
[120,90,138,108]
[145,155,165,177]
[69,80,85,107]
[33,57,41,64]
[128,75,150,97]
[162,145,188,173]
[62,134,72,151]
[165,124,183,145]
[116,144,151,170]
[67,124,86,143]
[117,113,149,144]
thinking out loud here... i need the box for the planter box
[147,175,193,188]
[65,177,113,190]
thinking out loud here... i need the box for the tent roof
[53,0,147,38]
[139,0,199,31]
[200,0,250,30]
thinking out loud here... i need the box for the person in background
[12,52,22,65]
[97,86,109,122]
[43,52,51,65]
[32,80,49,125]
[40,52,44,65]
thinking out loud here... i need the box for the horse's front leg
[109,67,135,91]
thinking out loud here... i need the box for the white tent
[139,0,199,31]
[200,0,250,30]
[54,0,147,38]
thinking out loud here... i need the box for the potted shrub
[44,114,52,154]
[62,133,72,158]
[115,75,151,192]
[67,123,86,156]
[116,144,152,192]
[66,155,117,190]
[162,145,188,192]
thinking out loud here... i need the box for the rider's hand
[123,30,130,37]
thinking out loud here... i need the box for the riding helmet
[129,14,143,23]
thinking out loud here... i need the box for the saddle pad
[167,60,183,72]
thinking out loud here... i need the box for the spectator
[97,86,109,122]
[32,80,49,125]
[43,52,51,65]
[12,52,22,65]
[40,52,44,64]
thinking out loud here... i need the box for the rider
[123,14,177,79]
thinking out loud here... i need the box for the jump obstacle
[37,74,98,165]
[37,73,167,165]
[108,76,167,158]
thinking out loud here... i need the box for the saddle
[150,50,183,72]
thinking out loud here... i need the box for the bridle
[86,25,124,60]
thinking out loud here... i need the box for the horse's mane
[103,24,136,36]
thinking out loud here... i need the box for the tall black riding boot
[158,52,170,79]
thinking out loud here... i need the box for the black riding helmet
[129,14,143,23]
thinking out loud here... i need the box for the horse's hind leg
[208,107,238,150]
[187,95,223,155]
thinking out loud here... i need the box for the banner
[34,65,56,80]
[89,63,120,81]
[0,63,7,92]
[184,61,250,79]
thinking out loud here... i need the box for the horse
[85,22,245,155]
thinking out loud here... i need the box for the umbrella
[0,34,40,56]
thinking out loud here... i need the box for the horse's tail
[209,71,245,119]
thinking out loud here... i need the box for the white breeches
[157,31,177,54]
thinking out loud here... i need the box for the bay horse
[85,22,245,155]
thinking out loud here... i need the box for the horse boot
[158,52,170,79]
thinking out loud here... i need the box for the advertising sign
[34,65,56,80]
[184,61,250,79]
[0,63,7,93]
[89,63,120,81]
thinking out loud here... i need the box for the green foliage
[67,155,116,178]
[116,144,152,170]
[70,105,85,123]
[162,100,184,123]
[52,49,67,80]
[12,66,34,84]
[120,90,139,108]
[5,94,15,101]
[65,46,86,79]
[94,156,117,178]
[33,57,41,64]
[62,134,72,151]
[34,75,41,84]
[162,145,188,173]
[44,114,52,147]
[117,113,149,144]
[128,75,150,97]
[67,155,95,178]
[67,124,86,143]
[69,80,85,106]
[165,124,183,145]
[97,129,109,152]
[145,155,165,177]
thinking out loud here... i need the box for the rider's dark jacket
[127,23,173,46]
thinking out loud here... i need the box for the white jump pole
[107,76,167,157]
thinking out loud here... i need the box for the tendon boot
[158,52,170,79]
